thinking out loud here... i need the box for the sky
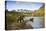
[6,1,43,11]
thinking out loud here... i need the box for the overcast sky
[6,1,43,11]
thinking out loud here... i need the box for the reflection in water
[24,17,44,29]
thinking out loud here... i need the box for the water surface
[24,17,44,29]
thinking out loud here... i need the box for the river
[7,17,45,30]
[23,17,45,29]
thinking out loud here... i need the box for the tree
[35,4,45,16]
